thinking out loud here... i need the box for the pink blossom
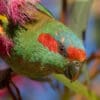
[0,0,41,25]
[26,0,40,4]
[7,0,27,25]
[0,35,13,57]
[0,0,7,14]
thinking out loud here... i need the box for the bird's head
[64,46,86,81]
[38,33,86,81]
[0,0,86,81]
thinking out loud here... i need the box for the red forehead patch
[66,46,86,62]
[38,33,58,53]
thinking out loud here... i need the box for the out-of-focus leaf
[82,63,90,84]
[94,18,100,48]
[41,0,62,18]
[53,74,98,100]
[68,0,92,38]
[36,3,54,17]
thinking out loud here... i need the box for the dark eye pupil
[58,41,67,57]
[60,46,64,50]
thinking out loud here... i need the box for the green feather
[3,4,85,79]
[36,3,54,17]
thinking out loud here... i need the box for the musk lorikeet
[0,0,86,81]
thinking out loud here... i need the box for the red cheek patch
[66,46,86,62]
[38,33,58,53]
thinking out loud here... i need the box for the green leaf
[68,0,92,38]
[36,3,54,17]
[53,74,98,100]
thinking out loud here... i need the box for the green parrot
[0,0,86,81]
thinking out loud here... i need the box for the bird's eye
[60,46,64,51]
[58,41,67,57]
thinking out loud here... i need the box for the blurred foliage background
[1,0,100,100]
[41,0,100,99]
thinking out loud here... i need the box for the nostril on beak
[64,61,81,81]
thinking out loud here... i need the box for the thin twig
[7,72,22,100]
[60,0,67,24]
[10,80,22,100]
[87,51,100,63]
[84,52,100,84]
[88,59,100,80]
